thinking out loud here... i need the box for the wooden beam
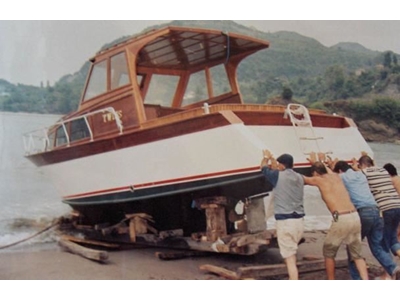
[129,217,137,242]
[125,213,157,242]
[61,234,120,249]
[202,203,227,242]
[237,259,348,279]
[58,238,109,262]
[155,250,209,260]
[199,264,240,280]
[195,196,228,207]
[229,231,272,248]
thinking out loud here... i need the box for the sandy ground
[0,230,396,280]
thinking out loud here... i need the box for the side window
[182,70,207,106]
[47,131,55,150]
[111,52,130,90]
[83,60,107,101]
[70,118,90,142]
[137,74,144,88]
[145,74,179,106]
[55,126,67,147]
[210,64,231,96]
[181,64,232,106]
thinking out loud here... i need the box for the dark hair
[311,162,327,175]
[333,160,351,173]
[383,163,398,176]
[358,155,374,167]
[277,154,294,169]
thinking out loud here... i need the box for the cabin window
[83,60,107,101]
[55,126,67,147]
[210,65,231,96]
[145,74,179,106]
[182,65,231,106]
[70,118,90,142]
[182,70,207,106]
[111,52,130,90]
[47,131,56,151]
[137,75,144,88]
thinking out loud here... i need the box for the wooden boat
[24,26,372,254]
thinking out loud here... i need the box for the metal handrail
[23,107,123,155]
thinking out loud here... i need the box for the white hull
[41,123,372,202]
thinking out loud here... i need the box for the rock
[357,119,399,143]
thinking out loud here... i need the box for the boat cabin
[48,26,269,151]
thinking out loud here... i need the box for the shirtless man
[303,153,368,280]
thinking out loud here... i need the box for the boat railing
[23,107,123,155]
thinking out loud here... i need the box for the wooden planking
[200,258,349,280]
[28,101,348,169]
[237,258,348,279]
[28,112,230,166]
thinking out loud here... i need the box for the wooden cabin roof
[95,26,270,72]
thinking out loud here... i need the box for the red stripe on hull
[63,163,311,200]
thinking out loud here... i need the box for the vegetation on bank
[1,21,400,140]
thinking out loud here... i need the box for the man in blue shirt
[333,160,400,280]
[261,150,305,280]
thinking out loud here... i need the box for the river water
[0,111,399,252]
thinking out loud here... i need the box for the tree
[324,65,346,100]
[383,51,392,68]
[282,86,293,100]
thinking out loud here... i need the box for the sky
[1,3,399,86]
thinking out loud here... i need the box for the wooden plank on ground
[155,250,209,260]
[199,264,240,280]
[58,238,109,262]
[237,258,348,279]
[61,234,121,249]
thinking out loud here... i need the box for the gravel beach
[0,230,394,280]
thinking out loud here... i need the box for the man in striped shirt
[358,155,400,266]
[333,160,399,280]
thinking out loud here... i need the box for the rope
[0,218,61,250]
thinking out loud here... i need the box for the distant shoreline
[0,110,62,118]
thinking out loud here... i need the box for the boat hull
[26,112,372,226]
[66,171,271,228]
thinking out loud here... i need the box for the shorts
[323,212,363,259]
[276,218,304,259]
